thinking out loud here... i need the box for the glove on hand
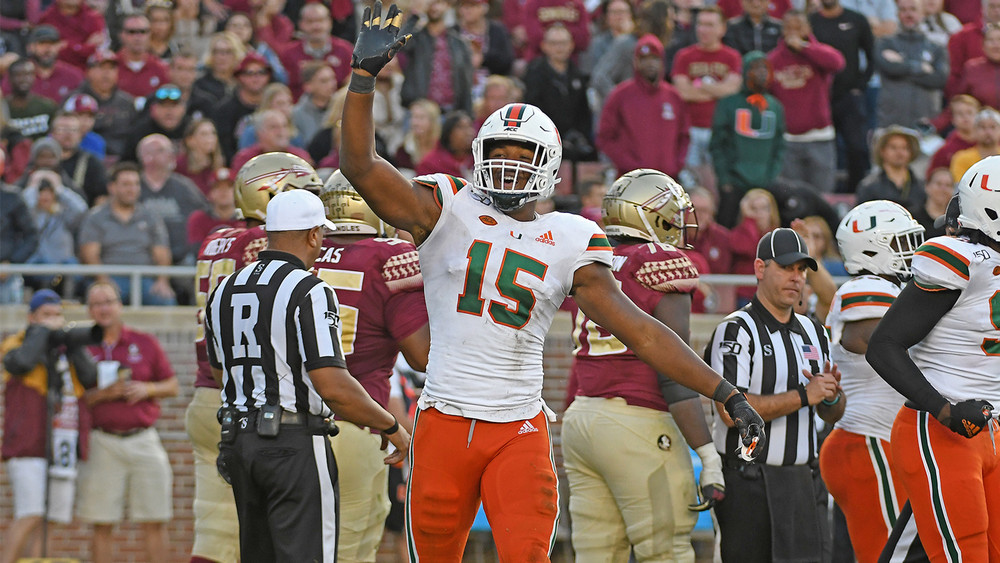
[941,399,994,438]
[724,392,765,461]
[352,1,411,77]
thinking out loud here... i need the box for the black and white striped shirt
[705,297,831,466]
[205,250,346,416]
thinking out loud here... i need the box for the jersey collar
[258,250,306,270]
[749,296,806,336]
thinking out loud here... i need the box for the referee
[705,228,845,562]
[205,189,410,563]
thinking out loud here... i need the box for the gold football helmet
[234,152,324,223]
[319,169,395,237]
[602,169,698,248]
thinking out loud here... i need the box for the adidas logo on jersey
[518,420,539,435]
[535,231,555,246]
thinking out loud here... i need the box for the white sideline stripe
[313,435,338,563]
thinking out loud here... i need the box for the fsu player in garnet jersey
[185,153,323,563]
[312,170,430,563]
[562,169,725,563]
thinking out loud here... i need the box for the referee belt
[236,409,335,433]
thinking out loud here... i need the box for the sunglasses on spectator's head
[124,27,150,34]
[154,85,183,101]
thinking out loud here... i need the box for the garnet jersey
[415,173,614,422]
[193,225,268,389]
[311,237,427,407]
[826,275,904,441]
[568,242,699,412]
[909,236,1000,406]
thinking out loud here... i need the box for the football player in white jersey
[341,4,766,560]
[820,200,924,562]
[868,156,1000,562]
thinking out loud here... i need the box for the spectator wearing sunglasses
[213,52,272,162]
[122,84,192,162]
[116,13,170,102]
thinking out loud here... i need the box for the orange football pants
[405,407,559,562]
[820,428,906,563]
[890,407,1000,563]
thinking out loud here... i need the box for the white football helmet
[471,103,561,211]
[602,169,698,247]
[319,169,395,237]
[957,155,1000,241]
[836,200,924,279]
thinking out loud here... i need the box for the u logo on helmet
[979,174,1000,192]
[852,217,877,232]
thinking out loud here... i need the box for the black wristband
[382,418,399,435]
[797,383,809,408]
[348,72,376,94]
[712,379,738,403]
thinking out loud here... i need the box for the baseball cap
[87,50,118,67]
[29,289,62,312]
[29,25,60,44]
[934,194,960,230]
[64,93,99,115]
[756,228,818,270]
[236,52,271,75]
[265,189,337,232]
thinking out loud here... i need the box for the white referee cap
[265,189,337,232]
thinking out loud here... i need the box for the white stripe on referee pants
[313,435,338,563]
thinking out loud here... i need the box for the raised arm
[341,1,441,245]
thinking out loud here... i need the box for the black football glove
[941,399,994,438]
[352,0,411,77]
[688,483,725,512]
[724,392,765,461]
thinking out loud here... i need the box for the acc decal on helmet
[319,169,395,237]
[836,200,924,280]
[234,152,324,223]
[602,169,698,248]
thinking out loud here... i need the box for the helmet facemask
[473,139,559,211]
[837,200,925,282]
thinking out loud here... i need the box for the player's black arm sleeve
[866,282,961,416]
[658,374,699,403]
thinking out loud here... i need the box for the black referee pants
[220,427,340,563]
[715,462,830,563]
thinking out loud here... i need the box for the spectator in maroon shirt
[671,7,743,191]
[946,0,982,24]
[928,94,979,174]
[958,23,1000,110]
[186,168,241,247]
[717,0,790,20]
[177,118,225,197]
[522,0,591,60]
[945,0,1000,97]
[278,3,353,100]
[229,109,312,175]
[252,0,295,55]
[115,14,170,103]
[415,110,475,178]
[0,26,84,104]
[38,0,106,70]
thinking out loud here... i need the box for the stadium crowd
[2,0,999,560]
[1,0,992,306]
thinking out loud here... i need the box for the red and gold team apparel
[821,275,907,563]
[188,224,266,563]
[891,235,1000,563]
[312,237,427,407]
[563,241,701,562]
[312,236,428,563]
[407,173,613,561]
[193,226,268,390]
[568,241,698,410]
[87,328,174,432]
